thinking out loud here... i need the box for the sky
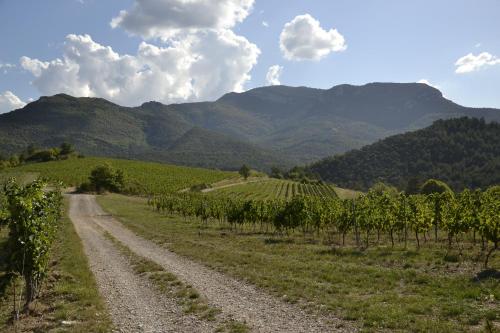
[0,0,499,113]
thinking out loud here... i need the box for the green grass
[98,193,500,332]
[0,171,38,185]
[333,186,363,200]
[0,199,112,332]
[209,179,344,200]
[3,157,236,194]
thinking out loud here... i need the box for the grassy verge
[0,199,112,332]
[103,231,249,333]
[98,194,499,332]
[0,171,39,185]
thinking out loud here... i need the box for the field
[1,160,499,332]
[2,157,236,194]
[209,179,337,199]
[208,178,361,200]
[98,193,500,332]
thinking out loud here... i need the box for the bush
[79,164,125,193]
[25,149,60,162]
[59,142,75,155]
[190,183,211,192]
[239,164,250,180]
[2,179,62,308]
[420,179,453,196]
[76,181,93,193]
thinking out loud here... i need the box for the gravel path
[69,194,215,333]
[200,178,268,193]
[70,194,352,333]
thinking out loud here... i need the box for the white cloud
[0,62,15,74]
[417,79,440,90]
[0,91,26,114]
[279,14,346,61]
[262,21,269,28]
[111,0,255,40]
[0,62,15,69]
[455,52,500,74]
[265,65,283,85]
[21,33,260,106]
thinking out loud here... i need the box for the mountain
[307,117,500,191]
[208,83,500,162]
[0,83,499,170]
[132,83,500,164]
[0,94,290,170]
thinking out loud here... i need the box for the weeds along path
[70,194,351,333]
[68,194,215,333]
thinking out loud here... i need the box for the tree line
[0,143,80,169]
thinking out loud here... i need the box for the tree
[60,142,75,155]
[420,179,453,196]
[270,167,284,179]
[26,144,37,156]
[84,164,125,193]
[239,164,251,180]
[26,149,58,162]
[405,177,421,195]
[370,181,398,197]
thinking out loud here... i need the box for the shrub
[2,179,62,309]
[420,179,453,196]
[239,164,251,180]
[190,183,211,192]
[79,163,125,193]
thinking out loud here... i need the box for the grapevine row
[149,186,499,267]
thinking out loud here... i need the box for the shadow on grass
[264,238,294,245]
[316,247,365,257]
[473,269,500,282]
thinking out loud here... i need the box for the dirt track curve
[69,194,352,333]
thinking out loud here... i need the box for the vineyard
[150,186,500,266]
[0,179,63,314]
[3,157,236,194]
[208,179,343,200]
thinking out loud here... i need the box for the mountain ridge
[1,82,499,170]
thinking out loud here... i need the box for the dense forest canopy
[308,117,500,191]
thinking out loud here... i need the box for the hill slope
[4,157,235,194]
[308,117,500,191]
[211,83,500,161]
[0,83,499,169]
[0,94,290,170]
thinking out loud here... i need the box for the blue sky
[0,0,499,112]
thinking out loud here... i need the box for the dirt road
[69,194,215,333]
[69,194,350,333]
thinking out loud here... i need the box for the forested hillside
[0,94,290,170]
[1,83,499,170]
[309,117,500,191]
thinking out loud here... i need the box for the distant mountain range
[0,82,499,170]
[308,117,500,191]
